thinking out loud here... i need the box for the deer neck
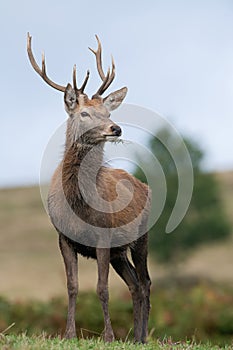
[62,138,104,182]
[63,138,104,169]
[61,141,104,209]
[64,117,103,170]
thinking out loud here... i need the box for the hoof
[134,337,148,344]
[64,330,77,339]
[104,332,115,342]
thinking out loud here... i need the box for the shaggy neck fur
[62,119,105,207]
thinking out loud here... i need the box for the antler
[27,33,90,94]
[27,33,66,92]
[89,35,115,96]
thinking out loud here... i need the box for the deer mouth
[104,135,120,142]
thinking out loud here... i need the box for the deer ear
[64,84,77,110]
[103,87,127,111]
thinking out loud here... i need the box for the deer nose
[110,125,122,137]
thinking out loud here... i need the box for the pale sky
[1,0,233,187]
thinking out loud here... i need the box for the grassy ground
[0,335,231,350]
[0,278,232,345]
[0,171,233,301]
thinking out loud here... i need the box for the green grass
[0,284,233,346]
[0,334,231,350]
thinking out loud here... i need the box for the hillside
[0,171,232,301]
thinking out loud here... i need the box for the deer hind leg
[131,233,151,343]
[59,233,78,339]
[96,248,114,342]
[110,253,143,343]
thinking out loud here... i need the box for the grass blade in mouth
[105,136,131,144]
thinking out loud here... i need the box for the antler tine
[102,55,115,92]
[89,35,105,81]
[89,35,116,96]
[95,68,110,96]
[27,33,66,92]
[79,70,90,93]
[73,64,78,90]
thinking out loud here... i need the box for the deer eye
[81,111,90,118]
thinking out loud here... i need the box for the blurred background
[0,0,233,345]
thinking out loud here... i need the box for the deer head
[27,33,127,145]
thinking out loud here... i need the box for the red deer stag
[27,33,151,343]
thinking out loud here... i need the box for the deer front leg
[59,234,78,339]
[96,248,114,342]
